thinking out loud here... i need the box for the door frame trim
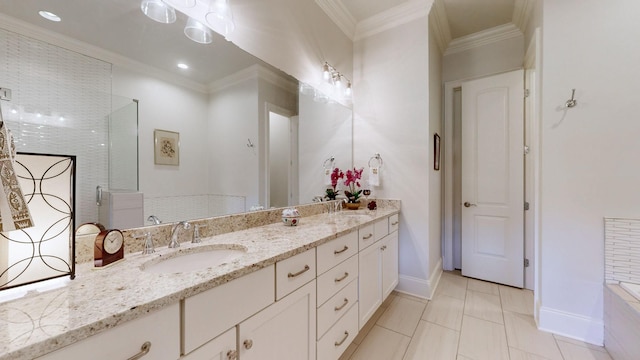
[442,68,535,287]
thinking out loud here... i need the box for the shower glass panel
[108,96,138,192]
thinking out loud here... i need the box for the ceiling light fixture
[38,11,61,22]
[184,17,213,44]
[140,0,176,24]
[177,63,189,69]
[205,0,236,38]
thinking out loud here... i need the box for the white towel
[324,168,333,186]
[0,109,33,231]
[369,167,380,187]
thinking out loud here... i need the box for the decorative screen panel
[0,153,75,291]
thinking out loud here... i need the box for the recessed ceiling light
[177,63,189,69]
[39,11,61,22]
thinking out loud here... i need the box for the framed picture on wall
[434,133,441,171]
[154,129,180,166]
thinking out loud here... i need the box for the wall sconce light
[322,62,352,99]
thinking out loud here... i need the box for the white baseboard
[538,306,604,346]
[396,258,443,300]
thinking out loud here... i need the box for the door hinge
[524,145,530,155]
[524,89,530,98]
[524,258,530,268]
[524,202,530,211]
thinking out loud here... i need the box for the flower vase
[345,202,360,210]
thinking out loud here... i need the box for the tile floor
[339,271,613,360]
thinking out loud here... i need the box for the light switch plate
[0,87,11,101]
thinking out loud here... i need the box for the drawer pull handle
[127,341,151,360]
[391,221,399,225]
[335,331,349,347]
[227,350,238,360]
[362,233,373,240]
[334,245,349,255]
[244,339,254,350]
[334,298,349,311]
[288,265,310,278]
[334,272,349,282]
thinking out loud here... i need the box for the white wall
[442,35,524,83]
[428,18,443,285]
[112,66,209,199]
[208,78,260,208]
[229,0,353,98]
[538,0,640,345]
[298,91,353,203]
[354,16,432,297]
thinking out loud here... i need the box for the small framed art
[434,133,440,171]
[154,129,180,166]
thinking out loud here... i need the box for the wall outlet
[0,87,11,101]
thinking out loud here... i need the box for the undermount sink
[141,244,247,274]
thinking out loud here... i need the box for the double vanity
[0,201,400,360]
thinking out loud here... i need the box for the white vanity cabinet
[181,327,237,360]
[315,231,359,360]
[239,280,316,360]
[37,303,180,360]
[182,265,275,355]
[358,215,399,328]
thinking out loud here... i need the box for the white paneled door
[461,70,524,288]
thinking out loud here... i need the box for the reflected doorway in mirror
[154,129,180,166]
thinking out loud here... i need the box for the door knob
[463,202,477,208]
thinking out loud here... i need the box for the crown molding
[429,0,452,53]
[208,64,298,94]
[0,13,208,94]
[315,0,357,40]
[354,0,433,41]
[444,23,522,56]
[512,0,535,34]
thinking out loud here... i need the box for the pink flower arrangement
[325,168,344,200]
[343,167,364,203]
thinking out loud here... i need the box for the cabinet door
[239,281,316,360]
[381,231,399,299]
[358,241,382,329]
[37,303,180,360]
[182,327,237,360]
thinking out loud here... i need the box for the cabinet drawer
[358,223,376,250]
[317,231,358,274]
[182,326,236,360]
[374,218,388,241]
[317,254,358,306]
[389,214,399,233]
[317,279,357,339]
[276,248,316,300]
[37,303,180,360]
[184,265,275,354]
[317,304,359,360]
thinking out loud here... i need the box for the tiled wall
[0,28,111,224]
[604,217,640,284]
[144,194,246,224]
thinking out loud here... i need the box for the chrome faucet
[147,215,162,225]
[334,199,347,212]
[312,196,324,203]
[169,221,190,248]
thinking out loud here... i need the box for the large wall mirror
[0,0,353,227]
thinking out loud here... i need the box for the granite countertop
[0,207,399,359]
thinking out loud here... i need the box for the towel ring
[323,156,335,170]
[368,153,383,168]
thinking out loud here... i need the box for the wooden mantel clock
[95,229,125,267]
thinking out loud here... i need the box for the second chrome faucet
[169,221,191,248]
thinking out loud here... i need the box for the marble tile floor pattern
[340,271,612,360]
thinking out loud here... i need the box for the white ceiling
[0,0,280,86]
[0,0,519,87]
